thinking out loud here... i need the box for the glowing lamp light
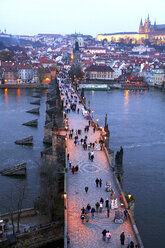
[65,137,67,141]
[63,192,67,199]
[128,192,132,200]
[104,136,107,140]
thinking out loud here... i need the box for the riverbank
[0,83,49,89]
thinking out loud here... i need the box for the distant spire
[154,19,156,26]
[147,14,150,22]
[140,18,143,26]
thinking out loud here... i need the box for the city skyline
[0,0,165,36]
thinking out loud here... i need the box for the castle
[97,15,165,45]
[139,15,165,35]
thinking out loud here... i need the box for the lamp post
[96,118,99,127]
[128,192,132,200]
[91,110,94,118]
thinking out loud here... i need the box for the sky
[0,0,165,37]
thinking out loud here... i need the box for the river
[0,88,46,214]
[84,88,165,248]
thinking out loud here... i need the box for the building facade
[97,15,165,45]
[86,64,114,80]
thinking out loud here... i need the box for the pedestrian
[95,178,99,187]
[106,231,111,242]
[130,241,134,248]
[81,207,85,214]
[95,202,100,213]
[105,198,109,208]
[127,234,132,247]
[91,154,94,161]
[75,165,79,172]
[100,197,104,204]
[77,108,79,114]
[124,209,128,220]
[93,142,95,148]
[99,178,102,187]
[100,202,103,213]
[69,162,72,169]
[81,214,85,224]
[87,203,91,212]
[67,153,69,160]
[89,120,90,126]
[107,207,110,218]
[85,186,88,193]
[120,232,125,245]
[102,229,107,241]
[74,140,77,146]
[88,151,91,160]
[91,207,95,218]
[72,166,76,174]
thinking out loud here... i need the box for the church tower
[144,14,151,33]
[139,18,144,33]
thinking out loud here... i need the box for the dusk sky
[0,0,164,36]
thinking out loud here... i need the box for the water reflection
[4,88,8,105]
[17,88,21,103]
[124,90,129,105]
[17,88,21,97]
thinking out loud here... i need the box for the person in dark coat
[95,202,100,213]
[81,207,85,214]
[100,197,104,204]
[105,198,109,208]
[85,186,88,193]
[86,204,91,212]
[75,165,79,172]
[99,178,102,187]
[107,207,110,218]
[102,229,107,241]
[95,178,99,187]
[91,207,95,218]
[120,232,125,245]
[124,209,128,219]
[130,241,134,248]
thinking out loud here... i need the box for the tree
[16,184,26,233]
[38,66,46,83]
[68,63,84,82]
[0,50,14,61]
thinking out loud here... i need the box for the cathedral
[97,15,165,45]
[139,15,165,35]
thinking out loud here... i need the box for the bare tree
[9,191,15,235]
[16,184,26,233]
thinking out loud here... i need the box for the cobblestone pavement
[66,98,136,248]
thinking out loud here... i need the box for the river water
[0,88,46,214]
[84,88,165,248]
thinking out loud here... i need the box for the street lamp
[91,110,94,117]
[96,118,99,126]
[128,192,132,200]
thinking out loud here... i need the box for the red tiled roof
[86,64,114,72]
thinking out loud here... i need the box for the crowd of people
[60,82,138,247]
